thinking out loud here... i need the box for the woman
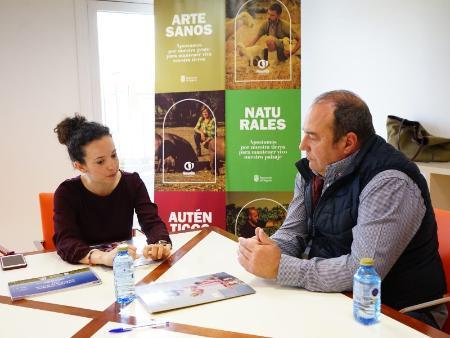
[53,115,171,266]
[193,106,215,157]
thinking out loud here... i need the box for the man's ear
[343,132,358,155]
[73,161,87,173]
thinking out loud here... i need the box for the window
[85,0,155,197]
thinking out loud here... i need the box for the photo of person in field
[226,192,292,237]
[246,2,300,63]
[226,0,301,89]
[155,91,225,192]
[193,106,215,158]
[240,206,284,238]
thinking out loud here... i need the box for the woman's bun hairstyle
[54,114,87,146]
[54,114,110,164]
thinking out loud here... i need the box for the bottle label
[353,280,379,319]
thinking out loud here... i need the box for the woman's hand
[100,248,118,266]
[94,244,138,267]
[142,242,171,261]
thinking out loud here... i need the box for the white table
[0,303,91,338]
[0,228,445,338]
[128,231,428,338]
[0,231,199,311]
[92,321,200,337]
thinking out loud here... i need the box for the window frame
[74,0,156,198]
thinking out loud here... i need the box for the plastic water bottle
[113,244,135,304]
[353,258,381,325]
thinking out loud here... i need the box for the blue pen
[109,321,169,333]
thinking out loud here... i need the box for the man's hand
[237,227,281,279]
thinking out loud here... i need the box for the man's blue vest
[296,135,446,309]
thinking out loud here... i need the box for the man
[246,3,300,62]
[240,207,280,239]
[238,90,447,329]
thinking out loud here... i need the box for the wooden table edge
[5,227,446,337]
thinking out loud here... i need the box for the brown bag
[386,115,450,162]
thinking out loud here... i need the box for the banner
[153,0,301,236]
[225,0,300,89]
[155,91,225,191]
[226,191,293,238]
[226,89,300,191]
[155,192,226,232]
[155,0,225,93]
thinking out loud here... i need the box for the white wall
[0,0,83,251]
[302,0,450,138]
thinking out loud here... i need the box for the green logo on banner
[226,89,300,191]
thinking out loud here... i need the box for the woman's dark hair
[313,90,375,145]
[54,114,111,164]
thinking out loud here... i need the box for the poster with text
[155,91,225,191]
[155,192,226,232]
[226,191,293,237]
[155,0,225,93]
[225,0,300,89]
[226,89,300,191]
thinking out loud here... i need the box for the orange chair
[37,192,56,250]
[399,208,450,332]
[35,192,140,251]
[435,208,450,333]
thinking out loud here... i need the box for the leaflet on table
[133,256,161,267]
[8,267,101,301]
[136,272,255,313]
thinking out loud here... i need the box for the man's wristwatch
[156,240,170,247]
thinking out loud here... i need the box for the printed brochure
[136,272,255,313]
[8,267,101,301]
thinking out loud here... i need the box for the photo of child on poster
[226,192,292,238]
[155,91,225,191]
[226,0,301,89]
